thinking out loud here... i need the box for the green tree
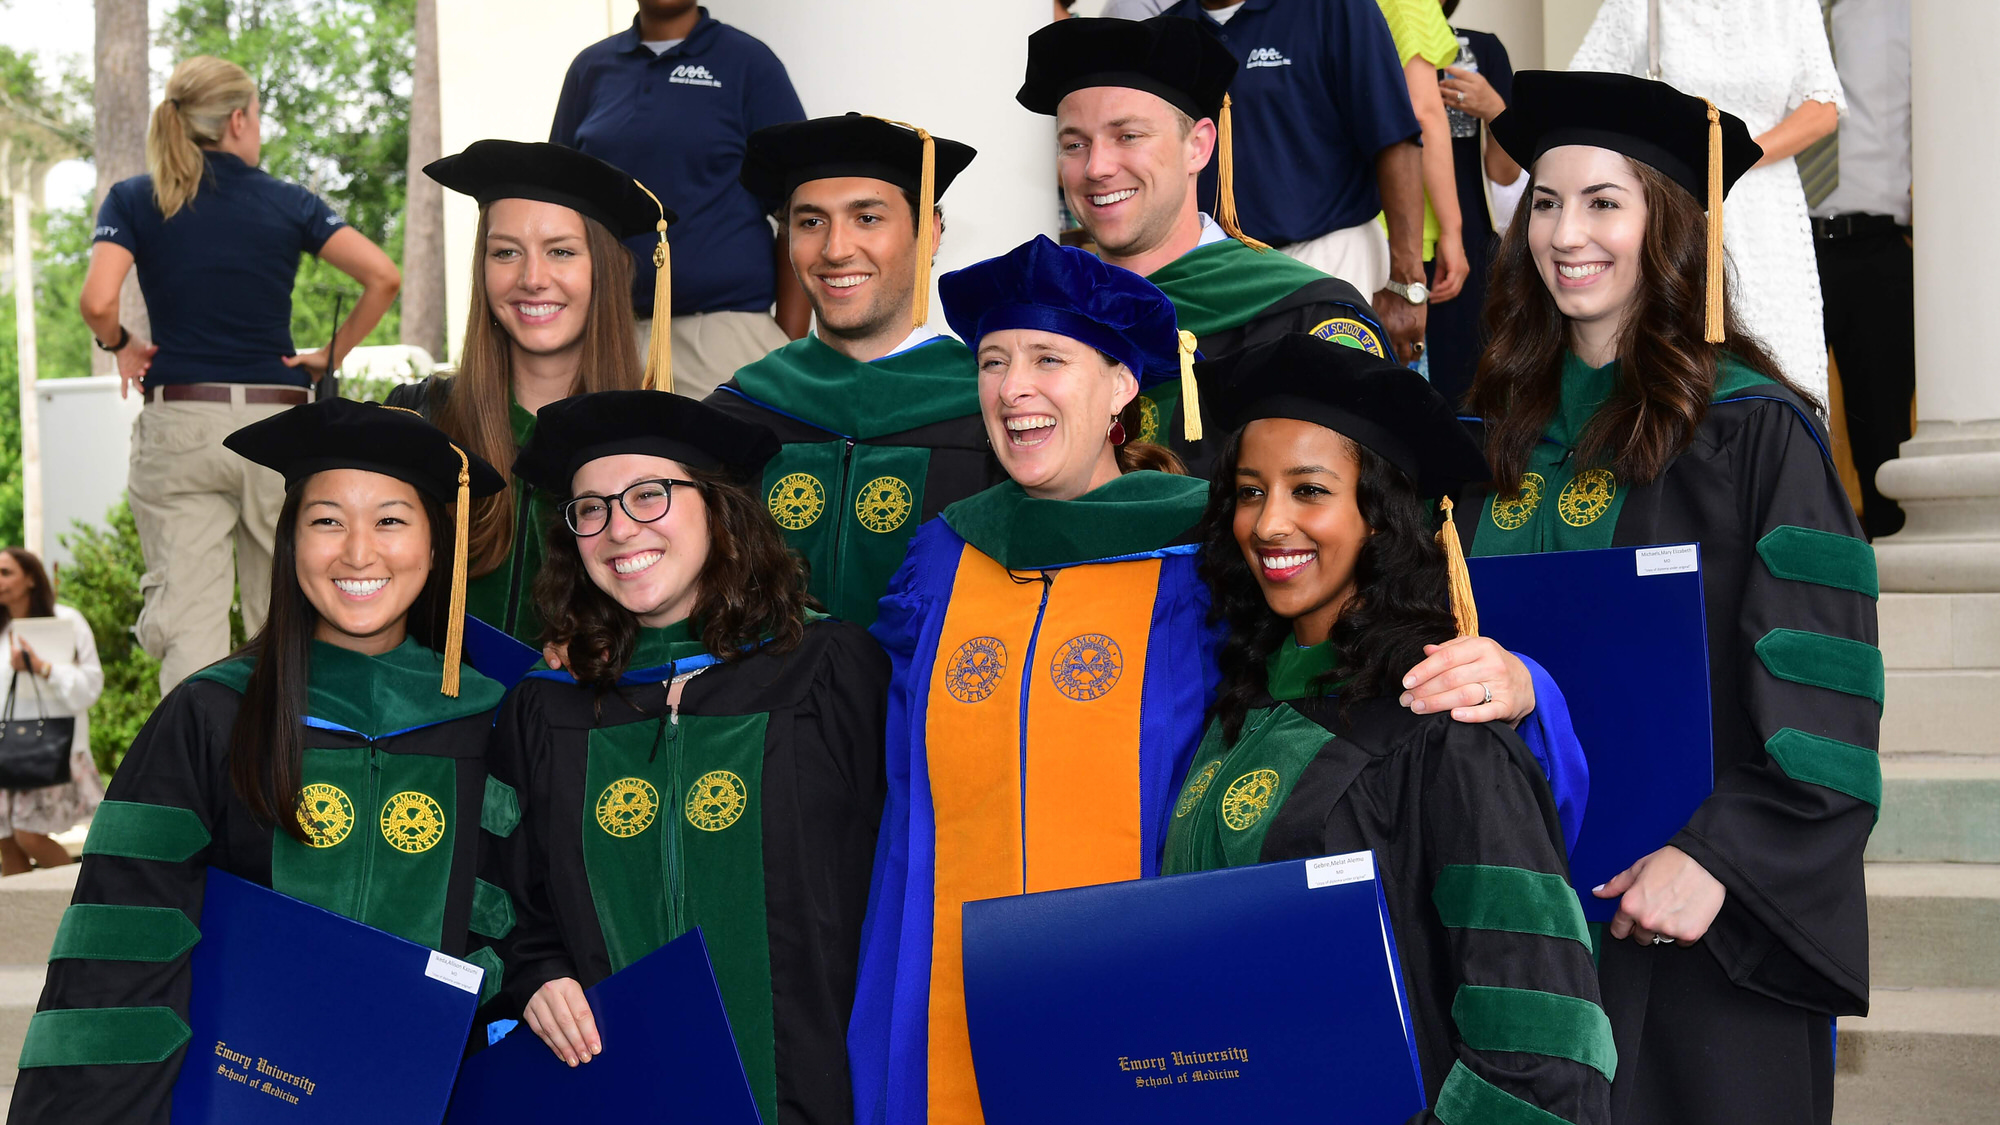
[59,500,161,776]
[159,0,414,348]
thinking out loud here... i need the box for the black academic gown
[9,641,504,1125]
[1165,689,1612,1125]
[1458,367,1876,1125]
[485,617,888,1125]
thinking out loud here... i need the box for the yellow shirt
[1373,0,1458,259]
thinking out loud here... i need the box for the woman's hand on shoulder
[1398,635,1537,725]
[1594,845,1726,947]
[523,977,601,1066]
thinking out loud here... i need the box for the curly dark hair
[534,463,814,690]
[1468,158,1807,492]
[1199,426,1458,742]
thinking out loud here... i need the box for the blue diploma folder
[962,852,1426,1125]
[445,928,760,1125]
[1468,543,1714,922]
[462,615,542,689]
[170,871,483,1124]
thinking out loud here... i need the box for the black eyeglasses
[562,478,700,537]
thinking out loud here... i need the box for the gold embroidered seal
[855,476,914,533]
[1176,761,1222,818]
[596,777,659,838]
[1220,769,1282,832]
[685,770,748,832]
[296,783,354,848]
[768,473,825,530]
[1490,472,1545,531]
[1558,468,1617,527]
[379,791,446,854]
[1137,395,1162,445]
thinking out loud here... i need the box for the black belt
[146,384,310,405]
[1811,213,1907,241]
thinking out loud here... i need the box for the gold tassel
[1177,329,1202,443]
[1215,95,1271,252]
[1702,99,1725,345]
[441,444,471,697]
[1436,497,1480,638]
[635,180,674,392]
[868,117,937,329]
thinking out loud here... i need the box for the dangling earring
[1108,416,1127,446]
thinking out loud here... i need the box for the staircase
[1834,592,2000,1122]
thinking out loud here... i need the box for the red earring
[1108,418,1128,446]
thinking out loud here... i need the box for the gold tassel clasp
[635,179,675,392]
[1177,329,1202,443]
[1215,95,1271,252]
[1437,496,1479,638]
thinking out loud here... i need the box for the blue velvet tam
[938,235,1182,390]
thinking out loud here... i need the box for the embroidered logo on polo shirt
[769,473,826,529]
[381,791,446,853]
[1221,769,1282,831]
[596,778,659,838]
[1245,47,1293,69]
[1309,317,1387,358]
[856,476,914,533]
[685,771,748,831]
[1050,634,1123,702]
[1558,469,1617,527]
[296,783,355,848]
[669,64,722,88]
[1491,472,1545,531]
[945,636,1008,703]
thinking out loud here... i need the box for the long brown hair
[1467,158,1807,492]
[229,485,454,842]
[438,206,643,576]
[534,465,814,690]
[148,57,257,219]
[0,547,57,636]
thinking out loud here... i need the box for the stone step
[0,867,75,967]
[1834,988,2000,1124]
[1881,670,2000,755]
[0,964,46,1100]
[1869,756,2000,862]
[1866,863,2000,988]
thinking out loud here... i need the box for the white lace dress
[1571,0,1844,407]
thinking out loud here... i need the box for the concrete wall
[1453,0,1545,72]
[1539,0,1600,72]
[434,1,1055,360]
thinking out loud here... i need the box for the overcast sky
[2,1,174,211]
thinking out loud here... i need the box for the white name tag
[1635,544,1699,576]
[1306,851,1376,888]
[425,949,483,994]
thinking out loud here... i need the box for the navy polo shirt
[551,11,805,318]
[93,152,344,388]
[1166,0,1419,246]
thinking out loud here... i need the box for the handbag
[0,670,76,790]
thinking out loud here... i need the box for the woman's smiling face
[293,469,433,654]
[977,327,1138,500]
[570,454,710,628]
[1232,418,1372,646]
[1527,145,1650,336]
[484,197,594,360]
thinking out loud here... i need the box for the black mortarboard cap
[224,398,507,696]
[1017,16,1236,122]
[424,139,674,239]
[511,390,782,496]
[224,397,504,502]
[1198,334,1488,499]
[1198,333,1491,635]
[427,139,683,392]
[740,113,976,210]
[1492,72,1763,342]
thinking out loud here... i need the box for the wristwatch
[1383,279,1430,305]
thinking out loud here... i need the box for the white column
[11,160,43,556]
[1872,0,2000,591]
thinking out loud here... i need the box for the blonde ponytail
[148,56,257,219]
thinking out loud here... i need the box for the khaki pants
[127,396,292,694]
[1278,221,1392,297]
[636,309,790,400]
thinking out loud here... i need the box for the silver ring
[1456,90,1465,103]
[1479,682,1492,705]
[1651,934,1674,945]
